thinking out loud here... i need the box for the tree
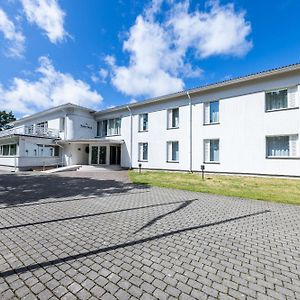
[0,111,16,131]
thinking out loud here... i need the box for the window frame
[0,143,18,156]
[265,86,300,112]
[265,88,288,112]
[166,141,179,163]
[138,142,149,162]
[203,139,220,164]
[204,101,220,125]
[265,134,299,159]
[97,118,121,137]
[167,108,179,129]
[138,113,148,132]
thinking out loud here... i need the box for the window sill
[266,156,300,160]
[138,160,148,162]
[265,107,299,113]
[166,160,179,163]
[167,127,179,130]
[203,122,220,126]
[138,130,148,133]
[204,161,220,164]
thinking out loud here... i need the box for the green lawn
[129,171,300,205]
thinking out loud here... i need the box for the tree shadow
[0,173,148,206]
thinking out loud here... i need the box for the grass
[129,170,300,205]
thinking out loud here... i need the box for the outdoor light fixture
[201,164,205,180]
[138,163,142,174]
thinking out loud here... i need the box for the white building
[1,63,300,176]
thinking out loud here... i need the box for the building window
[265,87,299,111]
[138,143,148,161]
[266,89,288,111]
[167,141,179,162]
[167,108,179,129]
[266,135,298,158]
[59,117,65,132]
[9,144,17,155]
[54,146,60,157]
[97,118,121,137]
[139,113,148,131]
[204,101,219,124]
[204,139,219,163]
[0,144,17,156]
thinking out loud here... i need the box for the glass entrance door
[99,146,106,164]
[91,146,107,165]
[91,146,99,164]
[110,146,121,165]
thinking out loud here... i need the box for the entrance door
[99,146,106,164]
[91,146,99,164]
[91,146,107,165]
[110,146,121,165]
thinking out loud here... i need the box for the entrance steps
[42,165,82,173]
[78,165,122,172]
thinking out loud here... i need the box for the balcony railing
[0,125,60,139]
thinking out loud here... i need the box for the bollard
[201,164,205,180]
[138,163,142,174]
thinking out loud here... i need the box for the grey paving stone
[0,171,299,299]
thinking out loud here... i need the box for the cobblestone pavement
[0,171,300,299]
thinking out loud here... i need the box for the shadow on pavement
[0,173,147,206]
[0,209,271,278]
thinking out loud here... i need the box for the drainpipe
[126,106,133,169]
[187,91,192,172]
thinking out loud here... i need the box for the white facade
[1,64,300,176]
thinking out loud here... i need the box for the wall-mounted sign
[80,123,92,129]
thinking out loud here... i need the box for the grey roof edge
[95,62,300,115]
[11,103,96,125]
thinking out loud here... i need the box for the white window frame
[167,141,179,162]
[97,118,121,137]
[204,139,220,163]
[139,113,148,132]
[266,134,299,158]
[138,142,148,162]
[59,117,65,132]
[167,108,179,129]
[265,86,299,112]
[0,143,17,156]
[204,101,220,125]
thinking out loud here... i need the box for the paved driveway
[0,171,299,299]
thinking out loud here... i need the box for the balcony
[0,124,60,139]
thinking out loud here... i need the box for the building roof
[11,103,96,126]
[10,62,300,122]
[95,62,300,115]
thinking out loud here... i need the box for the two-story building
[1,63,300,176]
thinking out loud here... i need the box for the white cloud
[0,56,103,115]
[168,1,252,58]
[130,98,137,104]
[107,0,252,98]
[21,0,67,43]
[91,68,109,84]
[0,8,25,57]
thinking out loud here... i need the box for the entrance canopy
[59,139,124,144]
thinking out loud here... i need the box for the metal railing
[0,124,60,139]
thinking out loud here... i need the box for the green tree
[0,111,16,131]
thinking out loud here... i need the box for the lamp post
[138,163,142,174]
[201,164,205,180]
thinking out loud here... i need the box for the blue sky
[1,0,300,118]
